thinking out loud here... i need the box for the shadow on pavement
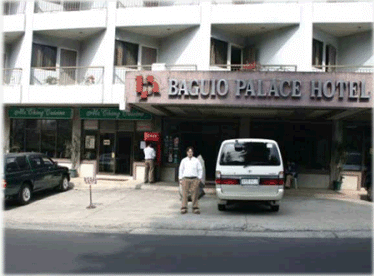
[3,183,74,211]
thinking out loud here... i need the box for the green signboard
[79,108,152,120]
[8,107,72,119]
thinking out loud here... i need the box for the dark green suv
[4,153,70,205]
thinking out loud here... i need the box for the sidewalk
[71,177,369,202]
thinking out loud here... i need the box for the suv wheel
[60,176,69,192]
[270,205,280,212]
[218,204,226,211]
[368,187,372,202]
[18,184,32,205]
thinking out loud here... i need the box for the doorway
[116,132,132,175]
[99,133,115,173]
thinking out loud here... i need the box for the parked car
[3,152,70,205]
[215,139,284,212]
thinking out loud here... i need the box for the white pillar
[199,0,212,70]
[297,1,313,72]
[103,1,117,104]
[18,0,35,103]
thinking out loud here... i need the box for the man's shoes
[193,208,200,214]
[144,181,149,184]
[181,208,187,214]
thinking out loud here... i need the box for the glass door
[99,133,115,173]
[116,132,132,175]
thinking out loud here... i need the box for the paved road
[5,228,372,274]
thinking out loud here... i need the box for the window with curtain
[141,46,157,66]
[114,40,139,66]
[210,38,228,66]
[31,43,57,68]
[312,39,323,68]
[325,44,337,72]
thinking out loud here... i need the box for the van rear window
[219,142,281,166]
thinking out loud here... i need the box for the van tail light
[3,179,7,188]
[216,179,240,185]
[260,179,284,185]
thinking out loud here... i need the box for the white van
[215,138,284,212]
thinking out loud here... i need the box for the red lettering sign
[136,75,160,99]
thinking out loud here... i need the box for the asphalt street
[5,228,372,274]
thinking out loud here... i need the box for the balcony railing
[117,0,200,8]
[34,0,107,13]
[212,0,298,4]
[114,64,198,84]
[3,1,26,15]
[3,68,22,85]
[313,65,374,73]
[30,66,104,86]
[210,64,298,72]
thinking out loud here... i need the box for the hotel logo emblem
[136,75,160,99]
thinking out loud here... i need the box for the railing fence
[3,68,22,85]
[34,0,107,13]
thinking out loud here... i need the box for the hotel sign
[80,108,152,120]
[168,79,371,101]
[8,107,72,119]
[128,71,373,109]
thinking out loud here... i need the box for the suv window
[42,156,54,167]
[219,142,281,166]
[5,157,20,172]
[29,156,44,169]
[15,156,30,171]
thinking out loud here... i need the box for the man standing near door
[143,142,156,183]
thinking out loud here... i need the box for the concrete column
[18,0,35,103]
[239,117,250,138]
[199,0,212,70]
[297,1,313,72]
[2,106,11,154]
[329,120,343,188]
[103,1,117,104]
[71,108,82,171]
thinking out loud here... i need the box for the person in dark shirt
[285,161,297,189]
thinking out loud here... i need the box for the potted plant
[45,76,58,85]
[332,142,348,191]
[65,134,80,178]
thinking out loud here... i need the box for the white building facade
[2,0,373,189]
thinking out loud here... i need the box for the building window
[31,43,57,68]
[10,119,72,158]
[312,39,323,69]
[210,38,228,66]
[325,44,337,72]
[141,46,157,66]
[114,40,139,66]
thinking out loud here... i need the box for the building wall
[338,31,374,66]
[159,27,202,67]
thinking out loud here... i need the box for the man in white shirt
[179,147,203,214]
[143,142,156,183]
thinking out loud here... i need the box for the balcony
[113,64,198,84]
[209,64,298,71]
[117,0,200,8]
[3,1,26,33]
[3,68,22,85]
[34,0,106,13]
[212,0,298,4]
[3,68,22,104]
[28,66,104,104]
[33,1,107,30]
[312,65,374,73]
[30,66,104,85]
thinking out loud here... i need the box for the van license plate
[241,179,259,185]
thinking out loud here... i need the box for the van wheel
[270,205,280,212]
[18,184,32,205]
[218,204,226,211]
